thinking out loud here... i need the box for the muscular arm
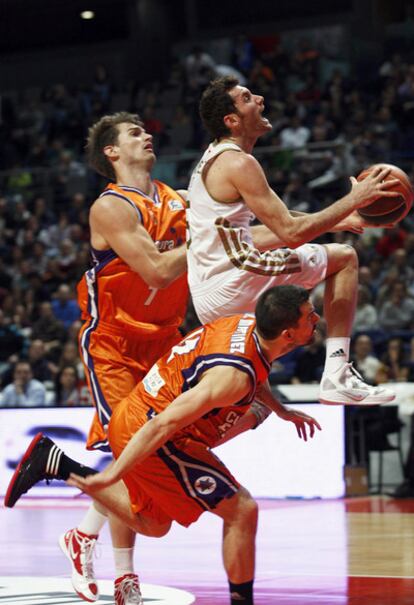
[90,195,187,288]
[69,366,252,488]
[221,153,399,248]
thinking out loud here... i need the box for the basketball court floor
[1,495,414,604]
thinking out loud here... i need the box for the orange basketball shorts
[109,405,241,527]
[78,321,181,451]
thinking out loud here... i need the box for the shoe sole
[320,396,395,406]
[4,432,44,508]
[59,533,99,603]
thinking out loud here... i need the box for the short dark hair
[86,112,143,181]
[199,76,239,139]
[255,286,310,340]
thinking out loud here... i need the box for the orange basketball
[356,163,413,225]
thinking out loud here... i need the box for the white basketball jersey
[187,140,301,295]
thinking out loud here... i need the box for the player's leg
[135,439,258,605]
[319,243,395,405]
[224,241,395,407]
[212,486,258,605]
[73,327,144,602]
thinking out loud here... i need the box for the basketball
[356,163,414,225]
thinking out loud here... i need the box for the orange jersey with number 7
[77,181,188,338]
[77,181,188,451]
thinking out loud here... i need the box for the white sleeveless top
[187,140,301,295]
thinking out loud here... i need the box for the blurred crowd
[1,33,414,406]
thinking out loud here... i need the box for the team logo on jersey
[194,475,217,495]
[168,199,184,211]
[143,364,165,397]
[0,577,195,604]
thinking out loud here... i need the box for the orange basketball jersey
[110,313,271,451]
[77,180,188,338]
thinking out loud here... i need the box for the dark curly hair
[199,76,239,140]
[86,112,143,181]
[255,286,310,340]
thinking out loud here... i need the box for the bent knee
[325,243,358,274]
[219,487,258,523]
[148,520,172,537]
[135,516,172,538]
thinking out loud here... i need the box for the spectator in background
[58,341,84,380]
[232,34,255,75]
[380,338,411,382]
[26,339,54,383]
[0,257,13,298]
[309,112,336,143]
[0,309,25,367]
[378,281,414,331]
[0,360,47,407]
[388,248,414,284]
[184,45,216,94]
[279,115,311,149]
[54,365,81,406]
[51,284,80,330]
[282,172,315,213]
[376,225,407,259]
[31,301,66,347]
[353,285,379,334]
[351,334,382,384]
[31,196,55,229]
[57,238,77,281]
[358,266,377,300]
[376,267,400,310]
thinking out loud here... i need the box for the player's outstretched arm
[254,382,322,441]
[225,154,400,247]
[68,366,252,491]
[90,195,187,288]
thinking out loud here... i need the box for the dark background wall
[0,0,413,91]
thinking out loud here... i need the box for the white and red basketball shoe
[320,362,395,405]
[59,528,99,602]
[114,573,143,605]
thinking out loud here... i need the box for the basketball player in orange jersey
[61,112,188,605]
[187,76,400,408]
[6,285,322,605]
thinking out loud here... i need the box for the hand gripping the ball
[349,165,401,212]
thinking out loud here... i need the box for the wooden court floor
[1,495,414,604]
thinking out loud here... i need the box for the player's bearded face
[230,86,272,135]
[293,304,320,346]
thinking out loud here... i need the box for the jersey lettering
[217,410,241,437]
[230,318,255,354]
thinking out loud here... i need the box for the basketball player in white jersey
[187,76,398,406]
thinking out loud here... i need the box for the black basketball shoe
[4,432,62,508]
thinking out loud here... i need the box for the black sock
[47,445,98,481]
[229,580,254,605]
[58,454,98,480]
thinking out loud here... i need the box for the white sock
[113,547,135,578]
[324,337,350,374]
[78,502,107,536]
